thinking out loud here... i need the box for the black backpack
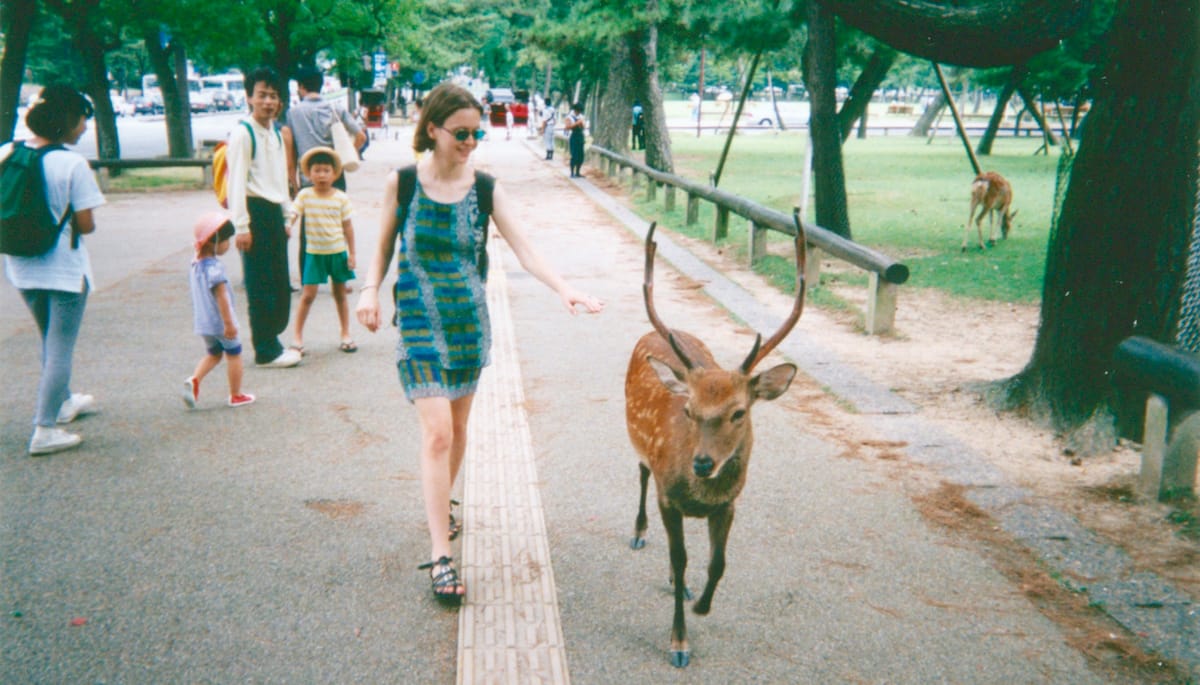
[394,165,495,276]
[0,142,75,257]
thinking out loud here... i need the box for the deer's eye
[731,409,747,423]
[683,406,695,420]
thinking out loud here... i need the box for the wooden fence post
[686,194,700,226]
[664,185,676,212]
[805,246,823,292]
[865,272,897,335]
[713,206,729,241]
[749,221,767,264]
[646,178,657,201]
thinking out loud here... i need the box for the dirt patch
[915,483,1187,683]
[304,499,368,520]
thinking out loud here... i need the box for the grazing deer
[624,220,806,668]
[964,171,1016,251]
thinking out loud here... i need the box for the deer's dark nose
[693,455,714,478]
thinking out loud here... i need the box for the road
[0,129,1123,683]
[12,109,248,159]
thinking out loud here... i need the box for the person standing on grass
[355,82,604,604]
[3,85,105,456]
[289,147,357,354]
[183,211,255,409]
[227,66,301,369]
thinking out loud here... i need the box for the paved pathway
[2,124,1190,683]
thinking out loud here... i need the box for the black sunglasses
[439,126,486,142]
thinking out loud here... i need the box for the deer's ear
[751,363,797,401]
[647,355,689,395]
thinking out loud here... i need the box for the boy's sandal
[339,340,357,353]
[289,344,305,357]
[448,499,462,541]
[418,556,464,604]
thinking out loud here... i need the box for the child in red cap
[184,211,255,408]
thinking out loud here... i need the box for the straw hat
[193,210,234,250]
[299,146,342,178]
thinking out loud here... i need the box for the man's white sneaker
[29,427,82,456]
[257,348,302,368]
[56,393,96,424]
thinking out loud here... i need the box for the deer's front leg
[660,504,690,668]
[631,463,651,550]
[694,504,734,615]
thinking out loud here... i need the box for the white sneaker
[257,348,302,368]
[182,376,199,409]
[29,426,82,456]
[56,393,96,424]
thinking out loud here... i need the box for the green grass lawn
[628,130,1066,303]
[104,166,209,192]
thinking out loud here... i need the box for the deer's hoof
[987,239,996,247]
[671,650,691,668]
[630,536,646,550]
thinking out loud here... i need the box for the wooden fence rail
[582,143,909,334]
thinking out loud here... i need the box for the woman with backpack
[2,85,106,456]
[354,82,604,605]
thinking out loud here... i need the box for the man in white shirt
[227,66,300,368]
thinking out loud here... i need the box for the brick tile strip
[456,252,571,685]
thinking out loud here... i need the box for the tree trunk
[767,69,787,131]
[804,0,851,239]
[0,0,36,145]
[594,41,635,154]
[838,45,896,142]
[629,3,673,173]
[73,27,120,163]
[977,65,1026,156]
[819,0,1091,68]
[993,0,1200,452]
[144,30,192,158]
[1018,86,1058,147]
[910,90,946,136]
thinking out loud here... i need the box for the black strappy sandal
[448,499,462,541]
[418,556,464,605]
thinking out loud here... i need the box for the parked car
[189,96,212,114]
[209,90,237,111]
[484,88,529,126]
[131,94,163,115]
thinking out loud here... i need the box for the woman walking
[3,85,106,455]
[355,82,603,604]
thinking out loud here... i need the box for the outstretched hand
[561,289,605,316]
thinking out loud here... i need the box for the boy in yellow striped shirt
[290,147,357,353]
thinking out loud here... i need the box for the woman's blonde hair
[413,82,484,153]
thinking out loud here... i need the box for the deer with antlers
[964,171,1016,251]
[624,219,806,668]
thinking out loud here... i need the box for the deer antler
[741,210,807,372]
[643,222,695,370]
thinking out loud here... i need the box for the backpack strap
[239,121,257,159]
[394,165,418,238]
[473,170,495,277]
